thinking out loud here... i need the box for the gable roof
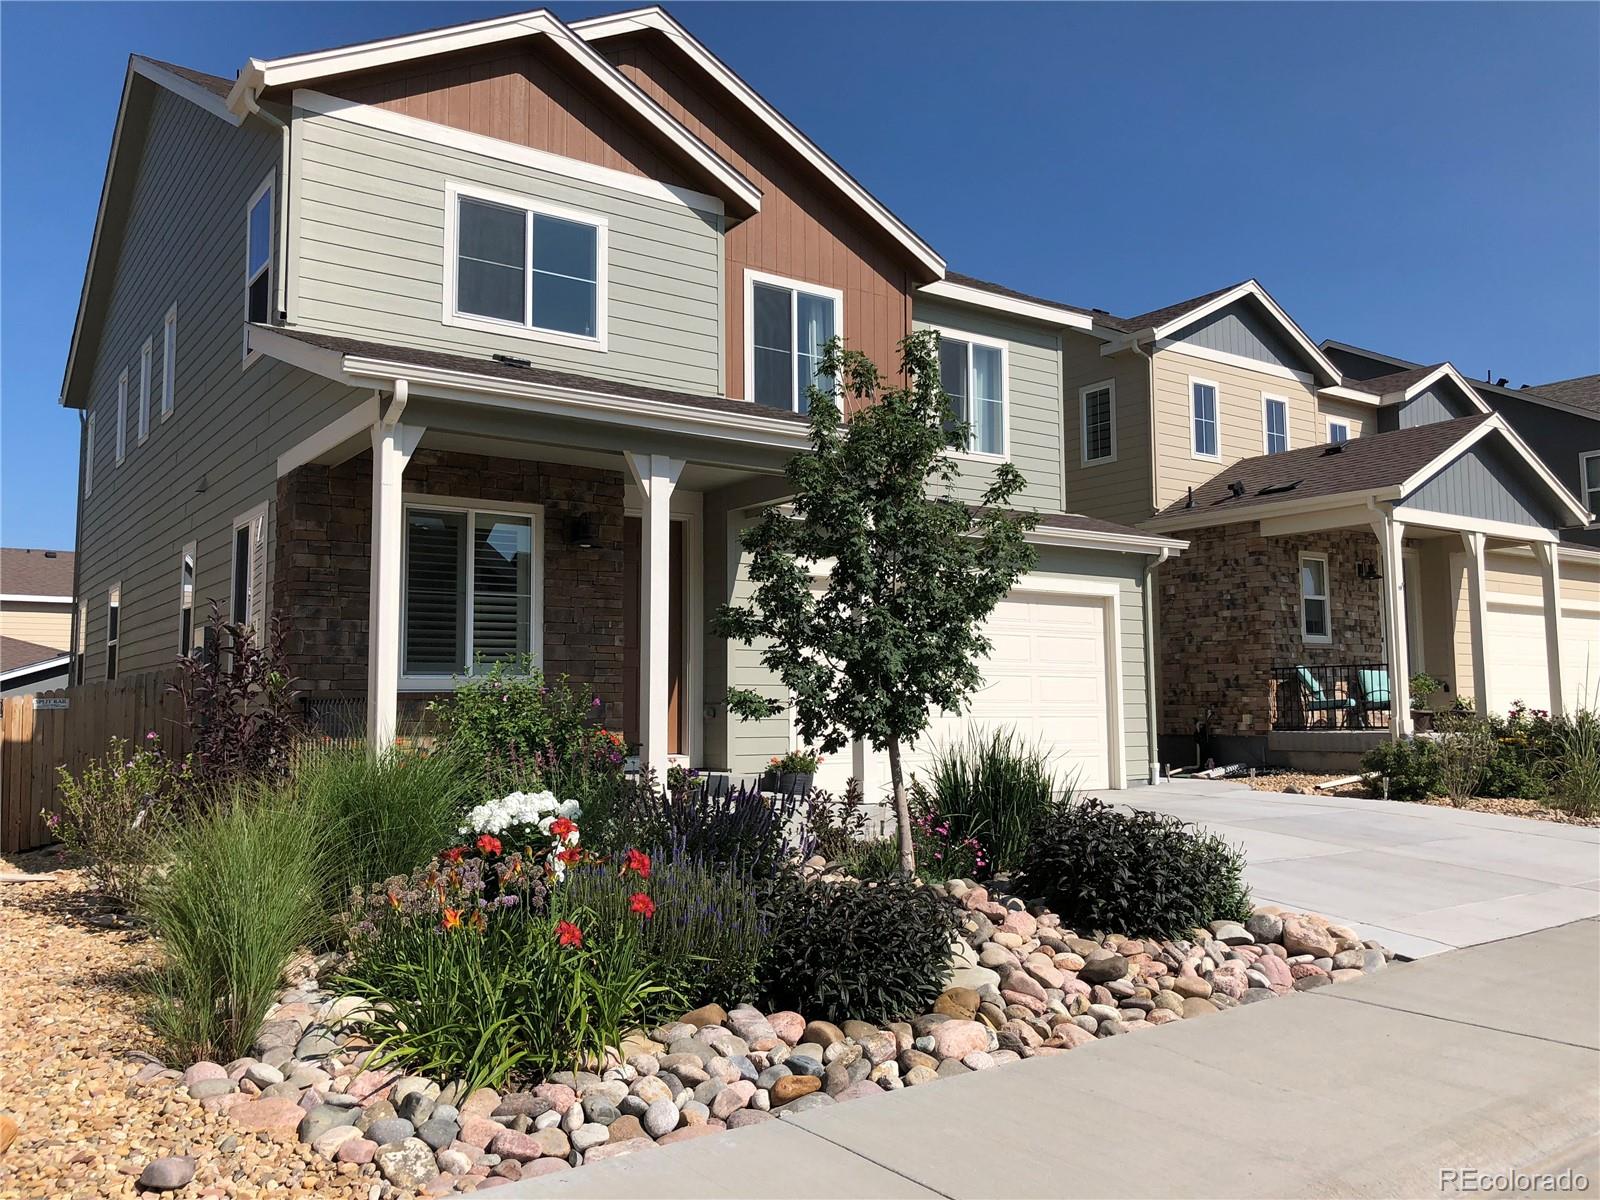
[570,6,944,278]
[1,548,75,600]
[1340,363,1492,414]
[228,8,762,217]
[919,272,1099,330]
[1147,412,1591,531]
[1321,339,1600,422]
[1109,282,1246,335]
[1528,373,1600,416]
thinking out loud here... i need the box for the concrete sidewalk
[1123,779,1600,958]
[503,919,1599,1200]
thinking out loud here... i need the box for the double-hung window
[231,504,267,644]
[402,502,541,684]
[937,331,1006,457]
[1581,451,1600,523]
[161,306,177,420]
[245,174,274,342]
[747,271,840,414]
[1299,553,1331,644]
[178,541,196,655]
[447,183,606,346]
[105,584,121,682]
[1081,380,1115,464]
[1191,379,1220,459]
[115,369,128,465]
[138,339,152,444]
[1328,418,1350,445]
[1263,394,1289,454]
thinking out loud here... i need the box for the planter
[763,770,814,796]
[1411,710,1434,733]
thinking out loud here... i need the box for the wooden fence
[1,670,188,854]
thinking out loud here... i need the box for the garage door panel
[1487,601,1600,714]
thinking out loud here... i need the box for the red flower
[621,849,651,879]
[440,908,462,931]
[551,817,577,840]
[557,846,584,866]
[629,892,655,919]
[556,920,584,948]
[441,846,465,864]
[475,834,503,856]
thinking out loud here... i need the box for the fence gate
[1,670,188,854]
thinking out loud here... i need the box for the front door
[621,517,685,756]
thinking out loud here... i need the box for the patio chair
[1294,666,1356,729]
[1353,668,1391,728]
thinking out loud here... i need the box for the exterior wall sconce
[567,513,599,548]
[1356,562,1383,582]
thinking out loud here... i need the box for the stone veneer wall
[272,450,626,726]
[1157,525,1387,738]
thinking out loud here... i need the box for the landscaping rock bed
[150,879,1395,1194]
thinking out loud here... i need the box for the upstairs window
[1582,450,1600,522]
[138,338,152,444]
[1191,378,1220,459]
[105,584,121,682]
[1299,553,1331,644]
[115,369,127,465]
[748,271,840,414]
[245,174,274,330]
[1328,418,1350,445]
[448,184,606,345]
[1263,395,1289,454]
[84,413,95,498]
[1081,380,1116,464]
[938,331,1006,457]
[161,306,177,420]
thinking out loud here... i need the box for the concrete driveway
[1126,779,1600,958]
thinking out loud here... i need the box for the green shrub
[915,727,1067,877]
[1017,798,1251,939]
[1433,713,1496,807]
[833,836,903,881]
[139,789,327,1063]
[50,734,184,905]
[1361,738,1440,803]
[754,874,958,1023]
[1546,709,1600,817]
[799,779,870,863]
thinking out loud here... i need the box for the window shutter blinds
[404,511,466,675]
[249,512,268,642]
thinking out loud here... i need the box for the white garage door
[1486,599,1600,714]
[903,590,1114,791]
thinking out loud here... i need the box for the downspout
[1127,331,1158,515]
[1143,546,1170,785]
[239,88,291,322]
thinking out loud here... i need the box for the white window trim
[398,494,546,692]
[161,305,177,420]
[84,413,95,498]
[243,171,274,367]
[105,583,121,682]
[178,540,197,655]
[1580,450,1600,525]
[1079,378,1117,466]
[927,324,1009,462]
[1299,551,1332,645]
[441,180,610,352]
[76,597,88,685]
[742,268,845,414]
[115,369,128,464]
[137,338,152,445]
[1327,417,1351,445]
[230,501,268,631]
[1262,393,1290,455]
[1190,376,1221,462]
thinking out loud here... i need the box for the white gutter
[0,594,74,605]
[1025,525,1187,557]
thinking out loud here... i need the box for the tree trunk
[886,738,916,875]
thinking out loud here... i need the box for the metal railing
[1271,662,1393,731]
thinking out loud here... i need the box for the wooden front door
[621,517,685,756]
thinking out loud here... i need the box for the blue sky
[3,1,1597,550]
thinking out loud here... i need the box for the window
[84,413,95,498]
[75,598,87,685]
[231,505,267,642]
[1191,378,1220,459]
[1581,451,1600,522]
[115,369,128,464]
[161,306,177,420]
[105,584,121,682]
[244,173,273,360]
[138,338,152,444]
[937,332,1006,457]
[178,541,196,655]
[1299,553,1331,644]
[746,270,841,414]
[1263,395,1289,454]
[402,502,541,682]
[1328,419,1350,445]
[446,183,607,346]
[1081,380,1116,464]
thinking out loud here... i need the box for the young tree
[713,331,1037,873]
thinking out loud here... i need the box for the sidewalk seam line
[1307,990,1600,1052]
[784,1120,957,1199]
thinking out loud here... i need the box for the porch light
[1356,561,1383,582]
[567,513,599,549]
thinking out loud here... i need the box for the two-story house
[941,273,1595,769]
[61,7,1188,795]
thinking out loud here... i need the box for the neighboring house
[943,275,1595,768]
[0,548,75,695]
[61,8,1187,794]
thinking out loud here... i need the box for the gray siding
[1484,390,1600,549]
[1407,440,1566,528]
[76,87,365,682]
[1174,300,1304,375]
[289,106,724,395]
[1379,383,1475,431]
[912,298,1063,512]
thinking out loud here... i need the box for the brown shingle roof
[1113,281,1249,334]
[1,636,67,674]
[1341,364,1449,397]
[258,327,807,423]
[136,55,234,99]
[1527,373,1600,416]
[1,549,75,598]
[1154,415,1493,522]
[941,272,1115,326]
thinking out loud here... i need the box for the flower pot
[764,770,814,796]
[1411,710,1433,733]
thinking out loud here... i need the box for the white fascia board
[0,656,71,685]
[570,7,945,277]
[1146,281,1341,386]
[918,280,1093,330]
[233,11,761,215]
[131,58,242,125]
[294,89,725,215]
[1141,486,1405,533]
[276,395,382,477]
[245,326,365,386]
[0,594,74,605]
[1394,363,1492,415]
[1026,525,1187,556]
[1391,507,1559,544]
[1317,385,1381,407]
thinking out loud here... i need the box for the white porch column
[625,452,684,782]
[1372,512,1412,737]
[367,413,424,749]
[1460,531,1492,716]
[1534,541,1566,716]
